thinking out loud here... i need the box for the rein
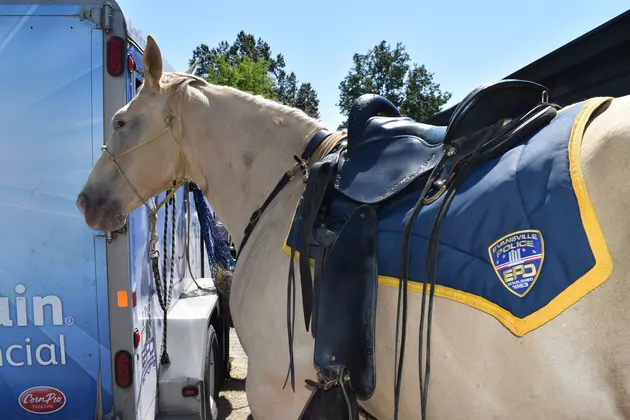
[236,128,334,259]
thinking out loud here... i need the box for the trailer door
[0,4,112,419]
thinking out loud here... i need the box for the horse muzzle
[76,189,126,232]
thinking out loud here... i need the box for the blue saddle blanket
[283,97,613,336]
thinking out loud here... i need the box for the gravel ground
[218,329,252,420]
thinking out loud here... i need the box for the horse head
[77,36,186,232]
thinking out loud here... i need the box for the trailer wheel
[204,324,220,420]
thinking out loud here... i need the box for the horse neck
[184,85,325,247]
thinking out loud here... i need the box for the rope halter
[100,113,188,247]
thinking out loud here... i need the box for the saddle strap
[298,366,359,420]
[285,155,340,391]
[396,102,559,420]
[313,204,378,399]
[311,245,327,338]
[437,103,558,189]
[298,160,335,332]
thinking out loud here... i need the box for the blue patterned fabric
[285,100,600,323]
[190,183,235,271]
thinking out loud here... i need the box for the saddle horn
[347,94,402,152]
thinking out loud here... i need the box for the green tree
[206,54,276,99]
[190,31,320,118]
[294,82,320,120]
[337,41,451,128]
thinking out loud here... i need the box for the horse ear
[143,35,163,89]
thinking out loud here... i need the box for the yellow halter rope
[100,113,188,248]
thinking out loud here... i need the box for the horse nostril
[76,193,88,214]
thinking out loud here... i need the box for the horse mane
[159,72,323,129]
[160,72,208,92]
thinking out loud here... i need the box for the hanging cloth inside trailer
[149,182,235,365]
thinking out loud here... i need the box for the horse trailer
[0,1,231,419]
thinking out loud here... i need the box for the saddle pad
[283,97,614,337]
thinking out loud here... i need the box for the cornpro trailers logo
[0,284,71,367]
[19,386,67,414]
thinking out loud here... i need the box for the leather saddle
[294,79,557,420]
[336,79,550,204]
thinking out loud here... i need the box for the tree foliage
[190,31,320,118]
[206,54,276,99]
[337,41,451,128]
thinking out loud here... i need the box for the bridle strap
[236,128,333,259]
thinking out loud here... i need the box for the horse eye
[113,119,126,130]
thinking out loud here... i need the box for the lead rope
[150,186,177,365]
[185,182,204,290]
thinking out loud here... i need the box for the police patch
[488,229,544,298]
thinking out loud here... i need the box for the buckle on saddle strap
[299,366,359,420]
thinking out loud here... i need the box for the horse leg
[230,246,318,418]
[233,289,320,420]
[246,354,316,420]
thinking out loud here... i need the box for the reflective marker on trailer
[117,290,129,308]
[106,36,125,77]
[133,329,141,349]
[114,350,133,389]
[182,385,199,397]
[127,54,136,73]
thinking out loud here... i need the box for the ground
[218,329,371,419]
[218,329,251,419]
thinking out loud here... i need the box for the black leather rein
[236,129,332,259]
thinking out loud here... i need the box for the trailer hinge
[78,7,98,26]
[105,223,128,243]
[95,222,128,244]
[101,2,113,33]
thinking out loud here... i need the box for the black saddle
[336,79,549,204]
[292,79,559,420]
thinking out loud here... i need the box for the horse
[76,35,630,419]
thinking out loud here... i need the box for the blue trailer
[0,2,231,419]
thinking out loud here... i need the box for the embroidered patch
[488,229,544,297]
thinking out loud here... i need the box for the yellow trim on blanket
[281,97,614,337]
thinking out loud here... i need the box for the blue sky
[118,0,628,129]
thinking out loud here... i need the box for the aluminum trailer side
[0,2,227,419]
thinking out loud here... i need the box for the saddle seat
[336,79,550,204]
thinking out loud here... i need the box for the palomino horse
[77,35,630,419]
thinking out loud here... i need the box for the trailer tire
[204,324,220,420]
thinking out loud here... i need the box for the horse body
[233,120,630,419]
[77,36,630,419]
